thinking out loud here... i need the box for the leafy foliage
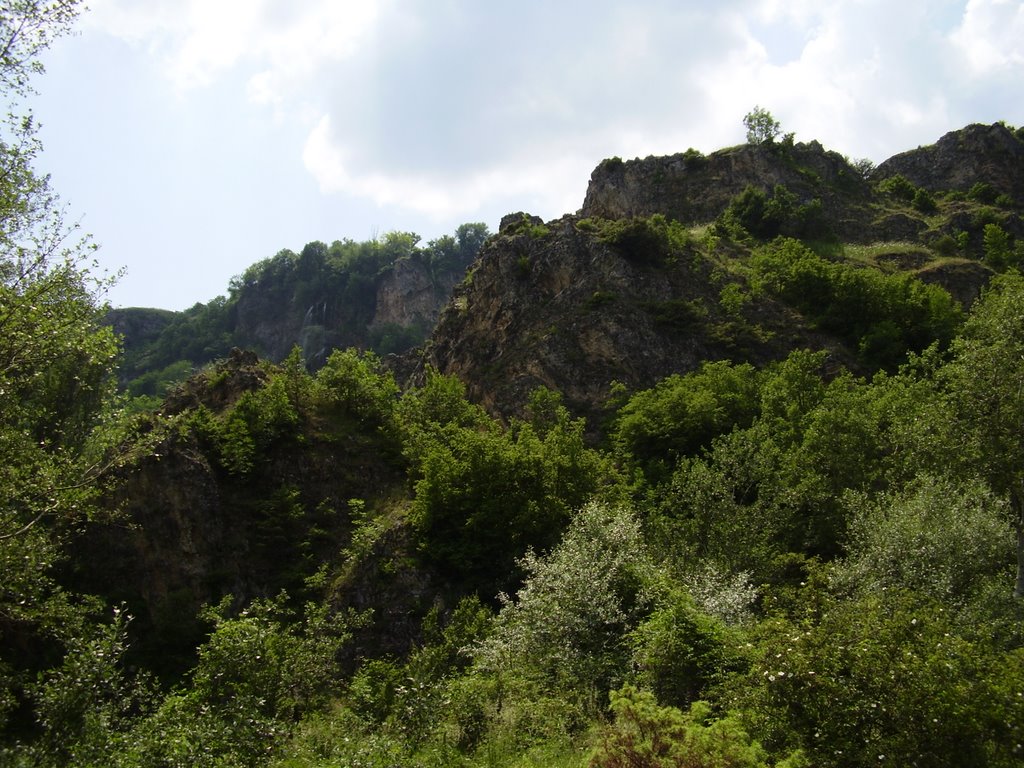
[750,237,962,369]
[613,360,760,481]
[734,590,1023,767]
[593,685,803,768]
[718,185,831,242]
[5,8,1024,764]
[743,107,782,146]
[120,596,349,768]
[403,378,604,593]
[0,2,158,751]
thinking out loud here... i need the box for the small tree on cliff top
[744,106,781,145]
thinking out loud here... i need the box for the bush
[123,596,350,768]
[719,185,831,242]
[968,181,998,204]
[613,360,760,481]
[473,503,653,718]
[314,348,399,432]
[751,238,963,370]
[735,590,1023,768]
[834,475,1015,611]
[877,174,918,202]
[983,223,1014,270]
[912,188,938,214]
[630,588,741,709]
[405,382,603,593]
[592,686,802,768]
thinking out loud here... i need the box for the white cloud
[86,0,379,97]
[302,113,589,220]
[80,0,1024,226]
[951,0,1024,75]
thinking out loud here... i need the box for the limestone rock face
[417,215,834,424]
[581,141,876,241]
[75,350,409,671]
[418,125,1022,424]
[105,307,177,350]
[371,255,463,331]
[875,123,1024,200]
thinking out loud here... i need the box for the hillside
[108,224,490,398]
[7,120,1024,768]
[416,124,1019,423]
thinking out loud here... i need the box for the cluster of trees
[120,223,490,400]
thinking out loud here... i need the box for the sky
[29,0,1024,311]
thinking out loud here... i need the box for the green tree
[983,223,1013,270]
[743,106,781,145]
[122,596,349,768]
[943,272,1024,598]
[834,475,1015,614]
[472,503,653,727]
[407,397,603,593]
[613,360,760,482]
[0,0,152,751]
[736,590,1022,767]
[593,686,802,768]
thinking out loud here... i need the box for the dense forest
[110,223,490,406]
[3,4,1024,768]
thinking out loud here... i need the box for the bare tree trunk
[1015,489,1024,599]
[1016,508,1024,599]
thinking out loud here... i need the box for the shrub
[968,181,998,204]
[613,360,760,481]
[719,185,831,242]
[473,503,653,717]
[123,596,349,768]
[406,384,603,593]
[735,591,1022,768]
[630,589,741,709]
[912,188,938,214]
[877,174,918,201]
[983,223,1014,269]
[592,686,800,768]
[834,475,1015,610]
[751,238,963,370]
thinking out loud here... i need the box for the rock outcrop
[371,254,464,331]
[74,350,409,673]
[417,124,1022,423]
[417,214,841,424]
[875,122,1024,201]
[581,140,876,241]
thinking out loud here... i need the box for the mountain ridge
[411,122,1020,422]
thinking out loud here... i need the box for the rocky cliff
[80,121,1023,673]
[416,213,834,423]
[416,124,1022,422]
[875,122,1024,200]
[111,229,487,386]
[232,250,469,364]
[581,140,876,241]
[74,349,410,674]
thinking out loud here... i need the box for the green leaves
[474,502,652,718]
[736,591,1021,767]
[594,685,790,768]
[120,596,349,768]
[403,377,603,593]
[750,237,963,370]
[744,107,782,146]
[613,360,760,482]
